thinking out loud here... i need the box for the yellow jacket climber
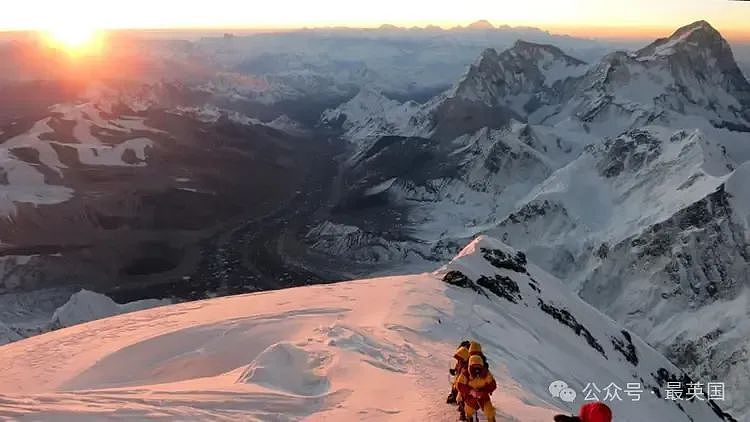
[447,345,471,405]
[457,355,497,422]
[453,346,470,375]
[468,341,482,357]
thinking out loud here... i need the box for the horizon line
[1,21,749,42]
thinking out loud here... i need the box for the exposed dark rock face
[422,42,588,141]
[595,129,662,178]
[596,243,609,259]
[480,248,528,273]
[476,274,522,303]
[579,180,750,418]
[622,185,747,303]
[612,330,639,366]
[537,298,606,357]
[502,200,564,224]
[528,281,541,293]
[429,95,523,141]
[443,270,475,290]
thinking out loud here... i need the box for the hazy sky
[3,0,750,39]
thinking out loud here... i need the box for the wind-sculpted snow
[0,236,731,420]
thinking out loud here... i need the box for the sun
[43,26,104,55]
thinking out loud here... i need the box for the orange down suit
[456,355,497,421]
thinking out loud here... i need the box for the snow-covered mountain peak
[636,20,725,59]
[487,124,736,281]
[320,87,422,144]
[466,19,496,30]
[450,42,587,105]
[442,235,529,281]
[322,40,591,146]
[510,40,586,66]
[322,88,391,124]
[545,22,750,136]
[449,48,506,103]
[634,20,750,114]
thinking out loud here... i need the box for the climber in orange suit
[456,354,497,422]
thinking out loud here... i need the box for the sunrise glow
[1,0,749,40]
[43,25,104,55]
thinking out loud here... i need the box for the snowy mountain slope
[578,164,750,419]
[266,114,309,137]
[0,237,731,421]
[320,88,422,147]
[445,42,587,115]
[462,25,750,418]
[489,125,736,280]
[311,119,595,269]
[637,21,750,117]
[378,123,590,237]
[0,286,79,340]
[315,45,618,260]
[305,220,422,265]
[440,237,734,421]
[543,21,750,139]
[170,103,309,137]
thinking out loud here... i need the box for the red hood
[579,402,613,422]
